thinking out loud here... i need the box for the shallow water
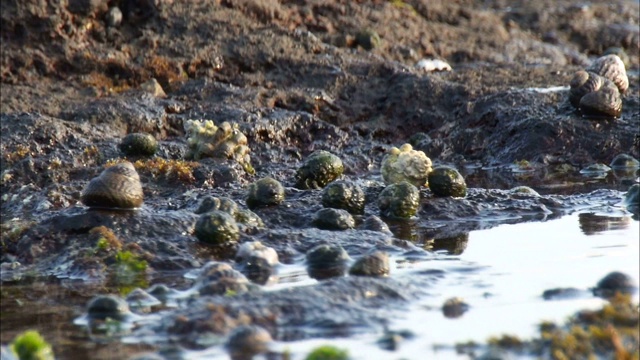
[2,208,637,359]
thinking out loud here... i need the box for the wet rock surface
[1,0,639,358]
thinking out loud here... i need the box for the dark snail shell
[578,82,622,119]
[586,54,628,93]
[569,71,605,108]
[81,162,144,209]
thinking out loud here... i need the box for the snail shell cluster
[81,162,144,209]
[586,54,628,93]
[569,54,627,119]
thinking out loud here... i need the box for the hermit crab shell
[578,83,622,119]
[586,54,628,93]
[81,162,144,209]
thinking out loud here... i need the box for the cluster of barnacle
[184,119,253,173]
[569,51,628,119]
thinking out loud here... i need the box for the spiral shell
[81,162,144,209]
[586,54,628,93]
[569,71,605,108]
[578,83,622,119]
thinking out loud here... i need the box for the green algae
[10,330,54,360]
[305,345,350,360]
[459,293,639,359]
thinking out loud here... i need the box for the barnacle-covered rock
[81,162,144,209]
[295,150,343,189]
[226,325,272,360]
[246,177,285,209]
[306,244,350,280]
[349,251,390,277]
[428,166,467,197]
[194,210,240,245]
[381,144,432,187]
[321,180,366,215]
[586,54,628,93]
[378,181,420,219]
[312,208,355,231]
[184,119,253,172]
[119,133,158,157]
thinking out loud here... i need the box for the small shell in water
[81,162,144,209]
[586,54,628,93]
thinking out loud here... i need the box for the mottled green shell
[295,150,343,189]
[428,166,467,197]
[306,244,349,280]
[246,177,285,209]
[312,208,355,231]
[321,180,365,215]
[355,28,381,50]
[196,196,238,216]
[119,133,158,157]
[378,181,420,219]
[234,208,265,228]
[194,210,240,245]
[349,251,390,277]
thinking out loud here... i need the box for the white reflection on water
[270,213,639,360]
[388,212,638,360]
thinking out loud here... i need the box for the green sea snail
[295,150,343,189]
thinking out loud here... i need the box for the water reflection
[577,212,630,235]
